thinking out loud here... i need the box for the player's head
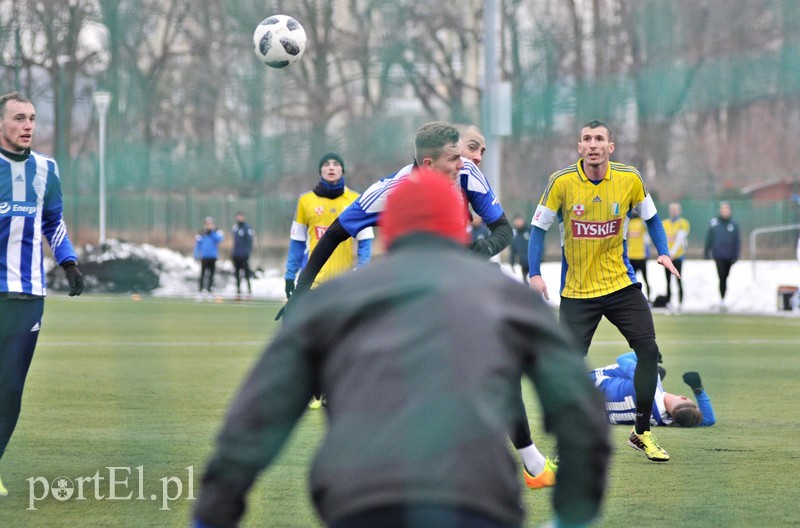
[719,201,731,219]
[665,393,703,427]
[0,92,35,153]
[235,211,246,223]
[414,121,464,182]
[669,202,682,219]
[454,124,486,166]
[379,167,468,250]
[318,152,345,184]
[578,120,614,168]
[204,216,215,229]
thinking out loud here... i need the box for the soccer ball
[252,15,307,69]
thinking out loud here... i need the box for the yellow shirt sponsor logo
[572,218,622,239]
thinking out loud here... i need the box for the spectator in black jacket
[231,212,254,299]
[704,201,741,310]
[510,213,531,284]
[193,169,609,528]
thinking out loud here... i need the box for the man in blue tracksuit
[704,201,741,308]
[195,217,224,294]
[590,352,715,428]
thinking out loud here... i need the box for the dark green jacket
[195,234,609,527]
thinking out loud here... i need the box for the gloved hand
[62,262,85,296]
[285,278,295,300]
[682,371,703,393]
[469,238,494,257]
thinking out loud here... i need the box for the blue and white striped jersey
[589,352,670,426]
[336,159,505,237]
[0,149,77,296]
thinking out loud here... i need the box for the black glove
[657,365,667,381]
[274,304,287,321]
[62,262,85,296]
[469,238,494,257]
[682,371,703,393]
[285,278,295,300]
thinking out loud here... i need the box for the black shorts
[559,283,655,355]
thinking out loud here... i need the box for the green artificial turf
[0,296,798,527]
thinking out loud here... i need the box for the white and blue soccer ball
[253,15,307,69]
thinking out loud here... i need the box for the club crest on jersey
[571,218,622,239]
[611,203,620,216]
[572,204,585,217]
[314,206,324,216]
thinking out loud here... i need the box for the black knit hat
[318,151,345,174]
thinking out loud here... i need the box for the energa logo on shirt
[0,201,38,217]
[571,218,622,239]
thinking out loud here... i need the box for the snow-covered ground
[533,259,800,315]
[94,240,800,316]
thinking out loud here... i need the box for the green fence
[64,190,800,267]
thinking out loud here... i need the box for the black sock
[635,409,650,435]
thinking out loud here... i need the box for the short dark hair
[0,92,31,117]
[671,401,703,427]
[581,120,613,142]
[414,121,460,164]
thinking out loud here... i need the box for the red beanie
[379,168,469,249]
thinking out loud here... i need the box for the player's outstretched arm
[295,218,351,292]
[275,219,351,321]
[683,371,716,426]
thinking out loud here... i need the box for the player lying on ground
[590,352,715,428]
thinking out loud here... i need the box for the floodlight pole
[482,0,500,198]
[93,91,112,245]
[482,0,511,200]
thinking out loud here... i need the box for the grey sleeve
[517,299,610,526]
[193,324,316,527]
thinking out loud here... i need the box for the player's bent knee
[630,339,659,362]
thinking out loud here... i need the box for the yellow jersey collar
[576,158,612,182]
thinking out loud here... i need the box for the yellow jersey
[626,217,649,260]
[531,159,658,298]
[662,217,690,260]
[290,188,370,286]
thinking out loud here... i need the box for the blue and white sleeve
[42,163,77,265]
[460,160,504,224]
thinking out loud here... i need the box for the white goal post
[750,223,800,280]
